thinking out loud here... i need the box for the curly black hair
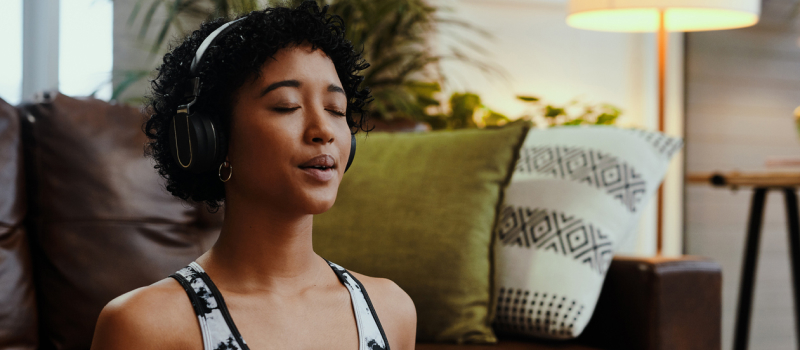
[144,1,371,210]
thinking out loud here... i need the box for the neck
[197,190,323,294]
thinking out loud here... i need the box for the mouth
[298,154,336,181]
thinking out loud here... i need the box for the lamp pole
[656,9,667,255]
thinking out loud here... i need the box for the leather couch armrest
[0,98,37,350]
[577,255,722,350]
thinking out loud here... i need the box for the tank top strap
[324,259,391,350]
[170,262,249,350]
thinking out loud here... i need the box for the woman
[90,2,417,349]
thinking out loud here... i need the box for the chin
[299,189,339,215]
[306,199,337,215]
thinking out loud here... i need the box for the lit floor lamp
[566,0,760,255]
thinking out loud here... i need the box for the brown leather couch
[0,93,722,350]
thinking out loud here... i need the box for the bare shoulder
[90,277,201,350]
[349,271,417,350]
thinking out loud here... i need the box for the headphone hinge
[178,77,201,115]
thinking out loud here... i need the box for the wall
[685,0,800,348]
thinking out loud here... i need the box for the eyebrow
[259,79,346,97]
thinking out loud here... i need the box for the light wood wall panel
[685,1,800,349]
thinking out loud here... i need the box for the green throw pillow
[313,124,529,343]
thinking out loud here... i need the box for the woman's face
[226,42,351,215]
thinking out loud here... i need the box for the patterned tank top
[170,260,390,350]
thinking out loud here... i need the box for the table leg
[783,188,800,348]
[734,188,768,350]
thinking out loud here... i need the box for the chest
[224,291,361,350]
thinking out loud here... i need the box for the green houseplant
[424,93,622,130]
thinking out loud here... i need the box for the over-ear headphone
[169,16,357,174]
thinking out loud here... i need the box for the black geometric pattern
[494,287,585,338]
[496,206,614,275]
[515,146,647,212]
[623,128,683,159]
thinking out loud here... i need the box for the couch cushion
[21,93,222,350]
[0,97,37,350]
[313,124,529,343]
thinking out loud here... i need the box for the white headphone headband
[190,17,247,74]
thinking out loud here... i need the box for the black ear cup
[169,17,243,175]
[169,110,220,174]
[344,133,356,173]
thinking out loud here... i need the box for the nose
[304,104,335,146]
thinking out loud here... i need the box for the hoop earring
[218,161,232,182]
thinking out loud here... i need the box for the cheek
[337,124,353,170]
[254,130,290,162]
[229,114,294,174]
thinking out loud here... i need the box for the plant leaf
[517,95,539,102]
[595,113,617,125]
[127,0,144,27]
[139,0,164,39]
[545,105,564,118]
[111,70,151,101]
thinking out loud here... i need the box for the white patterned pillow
[492,126,682,339]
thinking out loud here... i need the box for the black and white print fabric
[327,261,390,350]
[496,206,614,275]
[515,146,647,213]
[494,126,681,340]
[494,287,585,338]
[170,260,389,350]
[172,262,246,350]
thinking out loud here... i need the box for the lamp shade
[567,0,760,32]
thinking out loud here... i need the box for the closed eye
[274,107,300,113]
[273,106,344,116]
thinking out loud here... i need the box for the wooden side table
[686,172,800,350]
